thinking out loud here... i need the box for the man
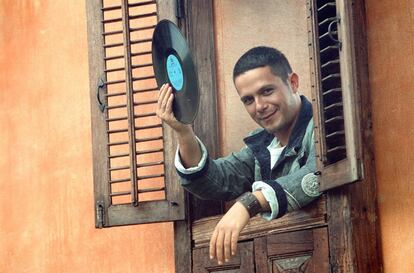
[156,46,320,265]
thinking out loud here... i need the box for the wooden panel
[184,0,223,220]
[193,241,255,273]
[255,228,329,273]
[192,197,327,248]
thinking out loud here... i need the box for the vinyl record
[152,19,200,124]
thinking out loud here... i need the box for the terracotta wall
[366,0,414,272]
[213,0,311,155]
[0,1,174,272]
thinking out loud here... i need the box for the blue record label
[166,54,184,91]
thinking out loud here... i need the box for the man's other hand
[209,201,250,265]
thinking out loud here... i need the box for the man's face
[234,66,300,136]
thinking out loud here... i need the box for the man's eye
[263,88,273,95]
[242,98,253,105]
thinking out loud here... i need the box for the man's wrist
[237,192,263,218]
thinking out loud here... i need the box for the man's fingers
[224,231,232,262]
[215,231,225,264]
[231,231,239,256]
[157,83,167,108]
[209,229,218,260]
[165,90,174,114]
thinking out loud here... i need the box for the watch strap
[237,192,262,217]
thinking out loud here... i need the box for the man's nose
[256,97,267,113]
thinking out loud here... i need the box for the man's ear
[289,73,299,93]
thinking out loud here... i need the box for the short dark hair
[233,46,292,83]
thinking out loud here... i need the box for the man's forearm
[252,190,271,211]
[177,125,202,168]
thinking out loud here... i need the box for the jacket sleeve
[176,143,256,201]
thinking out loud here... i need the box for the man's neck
[274,99,302,146]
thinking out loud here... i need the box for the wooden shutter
[86,0,184,227]
[307,0,363,191]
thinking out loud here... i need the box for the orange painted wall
[0,1,174,273]
[366,0,414,272]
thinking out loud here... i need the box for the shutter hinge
[96,200,105,229]
[96,77,106,112]
[176,0,184,19]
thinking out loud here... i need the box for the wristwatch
[237,192,263,217]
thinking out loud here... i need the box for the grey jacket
[176,96,320,219]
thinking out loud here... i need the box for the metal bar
[109,177,131,184]
[128,0,156,8]
[105,79,125,85]
[102,17,123,24]
[105,91,127,98]
[325,116,344,124]
[106,116,128,122]
[103,42,123,48]
[102,5,122,12]
[138,187,166,194]
[137,173,165,180]
[104,54,124,61]
[137,160,164,168]
[131,62,153,69]
[121,0,139,205]
[321,73,341,82]
[136,136,163,143]
[133,87,158,94]
[106,103,127,110]
[107,128,129,134]
[130,37,152,45]
[110,191,131,197]
[102,29,123,36]
[133,99,157,106]
[109,165,130,171]
[325,130,345,139]
[108,140,129,147]
[108,152,130,159]
[131,75,155,81]
[134,112,157,118]
[128,12,157,21]
[130,50,152,57]
[130,24,157,33]
[324,102,343,111]
[326,146,346,154]
[136,148,163,155]
[104,67,125,73]
[135,123,162,130]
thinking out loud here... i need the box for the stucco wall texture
[1,0,414,273]
[366,0,414,272]
[0,1,174,273]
